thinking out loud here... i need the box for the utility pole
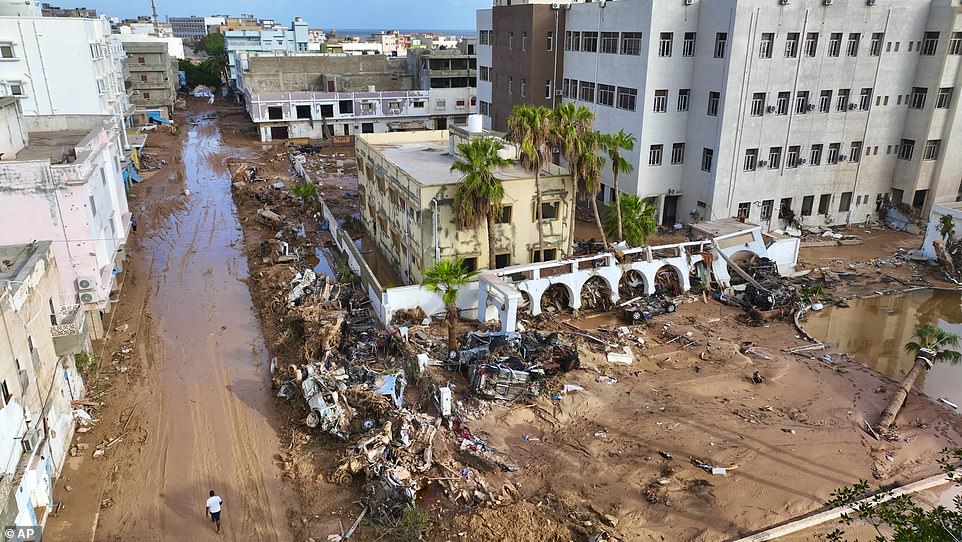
[150,0,159,35]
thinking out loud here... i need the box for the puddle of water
[305,246,336,278]
[353,235,404,288]
[805,289,962,408]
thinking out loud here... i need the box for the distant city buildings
[40,2,95,18]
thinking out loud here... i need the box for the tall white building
[483,0,962,230]
[224,17,310,86]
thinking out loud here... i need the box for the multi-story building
[119,38,180,120]
[409,41,478,129]
[224,17,309,86]
[476,2,571,131]
[167,16,208,40]
[482,0,962,230]
[40,2,96,18]
[356,123,574,284]
[235,51,476,140]
[0,241,89,531]
[0,3,132,150]
[0,99,130,337]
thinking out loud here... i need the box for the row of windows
[743,142,863,171]
[740,192,869,221]
[757,30,962,59]
[561,79,638,110]
[647,143,686,166]
[564,30,729,58]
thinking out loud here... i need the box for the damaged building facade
[0,242,88,532]
[0,99,130,338]
[479,0,962,230]
[234,45,477,141]
[356,122,574,284]
[118,37,180,121]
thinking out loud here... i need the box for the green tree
[450,138,513,270]
[191,33,228,86]
[292,180,317,211]
[938,214,956,242]
[506,105,553,262]
[599,130,636,242]
[826,448,962,541]
[605,194,657,247]
[877,322,962,431]
[551,103,595,256]
[422,259,476,352]
[576,131,608,248]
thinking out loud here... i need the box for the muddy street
[47,105,293,541]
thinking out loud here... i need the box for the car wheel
[665,303,676,313]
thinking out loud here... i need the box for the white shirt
[207,496,222,513]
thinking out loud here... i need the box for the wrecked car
[456,331,579,400]
[619,295,676,323]
[301,372,353,440]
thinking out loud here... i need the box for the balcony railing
[50,304,86,357]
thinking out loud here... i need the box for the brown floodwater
[805,288,962,408]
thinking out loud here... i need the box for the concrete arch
[619,269,649,299]
[716,248,767,287]
[540,282,575,314]
[653,264,687,296]
[571,270,619,306]
[579,275,615,310]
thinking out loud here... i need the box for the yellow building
[356,124,573,285]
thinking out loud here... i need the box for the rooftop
[14,130,89,164]
[363,131,559,187]
[691,218,762,238]
[0,241,51,284]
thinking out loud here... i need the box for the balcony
[50,304,86,357]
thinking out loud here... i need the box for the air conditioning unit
[555,89,563,96]
[824,0,834,5]
[76,276,97,291]
[808,103,817,111]
[866,0,877,5]
[758,160,769,167]
[766,105,776,113]
[21,428,38,453]
[779,0,790,4]
[798,158,808,165]
[684,0,694,5]
[848,103,858,110]
[551,3,560,9]
[79,291,100,305]
[839,154,848,161]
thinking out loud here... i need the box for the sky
[76,0,488,31]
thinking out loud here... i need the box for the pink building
[0,98,130,337]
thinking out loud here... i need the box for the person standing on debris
[206,490,224,533]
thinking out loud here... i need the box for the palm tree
[422,259,477,352]
[507,105,553,262]
[576,131,608,248]
[604,194,657,247]
[877,322,961,431]
[599,130,636,242]
[292,180,317,212]
[552,103,595,256]
[450,138,513,270]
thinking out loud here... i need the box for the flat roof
[370,135,550,186]
[14,130,89,163]
[691,218,761,238]
[0,241,50,284]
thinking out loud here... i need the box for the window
[759,33,774,58]
[938,87,953,109]
[737,202,751,220]
[532,248,558,263]
[859,88,872,110]
[522,31,528,51]
[654,89,668,112]
[659,32,673,57]
[779,198,793,219]
[776,91,789,115]
[649,144,663,166]
[898,139,915,161]
[787,145,800,168]
[785,32,799,58]
[714,33,728,58]
[479,30,490,45]
[598,84,615,106]
[677,89,690,111]
[622,32,642,55]
[795,91,809,114]
[828,33,842,57]
[617,87,637,111]
[850,141,862,163]
[818,194,831,215]
[582,31,598,53]
[480,66,490,81]
[922,32,939,56]
[847,33,860,56]
[479,101,490,116]
[924,139,941,160]
[836,89,850,111]
[494,253,511,269]
[702,148,714,172]
[509,31,514,51]
[704,91,720,117]
[768,147,782,169]
[0,380,8,406]
[799,195,814,216]
[910,87,927,109]
[546,31,554,51]
[744,148,758,171]
[140,74,148,83]
[137,56,146,64]
[601,32,619,54]
[671,143,685,165]
[497,205,512,224]
[751,92,765,116]
[810,144,823,165]
[870,33,884,56]
[827,142,840,164]
[296,105,311,119]
[0,44,13,59]
[761,199,774,220]
[805,32,819,57]
[508,76,513,95]
[839,192,853,213]
[89,195,98,217]
[540,201,560,220]
[819,90,832,112]
[682,32,695,57]
[521,78,527,97]
[576,81,592,102]
[8,82,23,96]
[950,32,962,55]
[339,100,353,114]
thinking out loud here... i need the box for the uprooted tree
[826,448,962,541]
[877,322,961,432]
[422,259,476,353]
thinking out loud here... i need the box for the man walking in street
[206,490,224,534]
